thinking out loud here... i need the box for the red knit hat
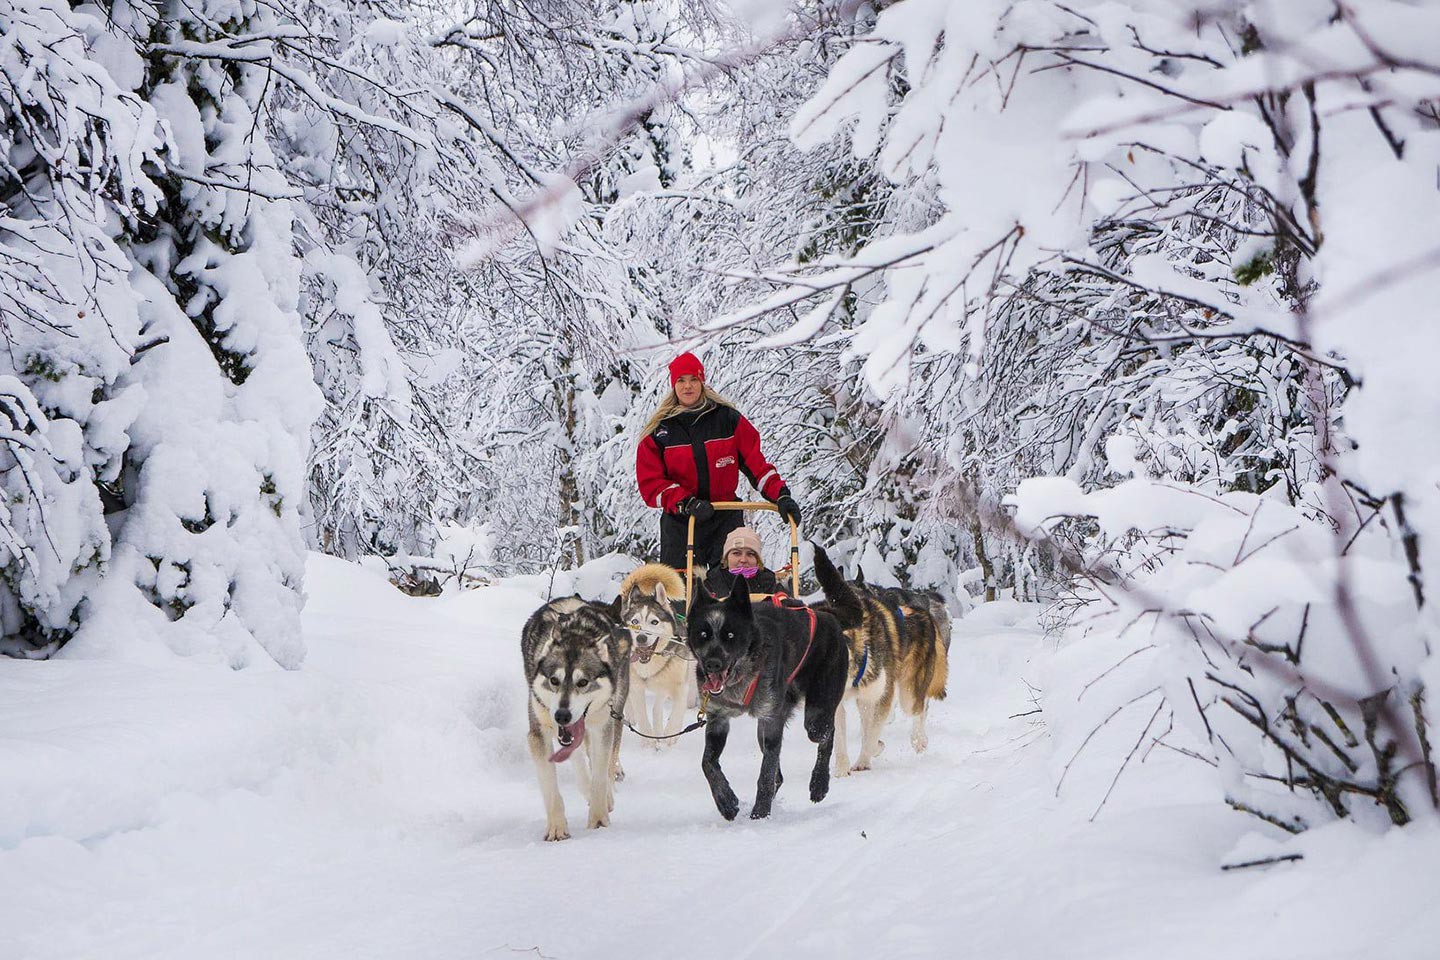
[669,351,705,388]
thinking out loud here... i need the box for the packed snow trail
[2,555,1435,960]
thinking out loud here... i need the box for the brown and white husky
[616,563,694,747]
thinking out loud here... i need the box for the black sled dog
[686,581,849,820]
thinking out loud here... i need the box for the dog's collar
[707,670,760,707]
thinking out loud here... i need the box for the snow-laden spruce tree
[742,0,1440,828]
[0,0,164,657]
[2,0,320,666]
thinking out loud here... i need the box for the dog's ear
[627,584,644,606]
[654,580,669,606]
[690,579,710,612]
[608,595,623,620]
[725,580,753,618]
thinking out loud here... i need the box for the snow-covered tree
[0,0,164,657]
[749,0,1440,828]
[3,0,321,666]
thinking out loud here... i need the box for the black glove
[775,490,802,527]
[679,497,714,522]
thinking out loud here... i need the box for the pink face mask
[730,565,759,578]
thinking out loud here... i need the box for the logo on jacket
[656,428,668,439]
[715,456,736,468]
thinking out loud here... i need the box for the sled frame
[685,501,800,611]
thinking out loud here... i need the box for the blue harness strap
[852,644,869,688]
[858,604,903,687]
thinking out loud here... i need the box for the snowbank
[2,559,1437,959]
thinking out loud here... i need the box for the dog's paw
[749,803,772,820]
[544,821,571,842]
[587,811,610,830]
[833,763,852,778]
[850,759,872,773]
[715,787,740,821]
[911,732,929,753]
[810,769,831,804]
[874,739,887,757]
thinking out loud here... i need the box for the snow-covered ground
[3,555,1435,960]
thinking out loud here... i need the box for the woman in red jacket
[636,352,801,571]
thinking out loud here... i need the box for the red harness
[740,593,817,707]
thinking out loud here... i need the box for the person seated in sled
[704,526,780,599]
[635,351,801,574]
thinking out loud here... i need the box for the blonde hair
[641,384,732,436]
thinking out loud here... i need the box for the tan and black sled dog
[811,545,899,775]
[880,583,951,752]
[522,597,629,841]
[615,563,693,746]
[812,546,951,768]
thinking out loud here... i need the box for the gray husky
[521,597,630,841]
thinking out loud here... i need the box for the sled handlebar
[685,502,801,605]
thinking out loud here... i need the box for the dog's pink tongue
[548,717,586,763]
[701,674,726,695]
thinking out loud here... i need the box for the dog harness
[849,601,905,687]
[739,593,817,707]
[852,643,869,688]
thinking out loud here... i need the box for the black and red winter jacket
[636,404,787,513]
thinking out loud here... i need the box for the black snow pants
[658,509,744,573]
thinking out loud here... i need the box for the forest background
[5,0,1440,832]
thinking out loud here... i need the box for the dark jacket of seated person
[704,564,779,598]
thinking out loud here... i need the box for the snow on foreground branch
[1009,467,1436,830]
